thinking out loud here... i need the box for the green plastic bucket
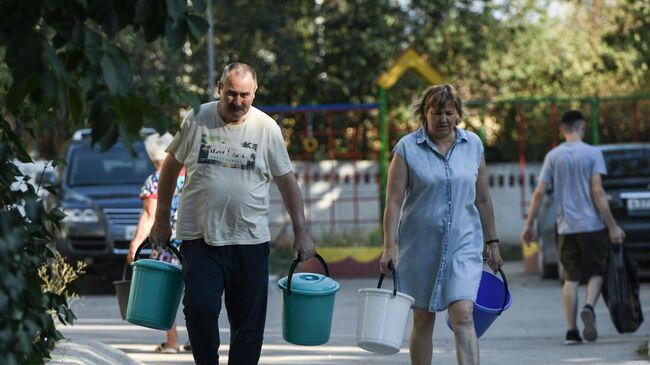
[278,254,340,346]
[126,239,184,331]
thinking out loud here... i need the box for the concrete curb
[46,339,143,365]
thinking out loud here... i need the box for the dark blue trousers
[181,239,269,365]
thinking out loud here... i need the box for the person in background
[522,109,625,345]
[127,132,189,354]
[380,84,502,365]
[149,62,316,365]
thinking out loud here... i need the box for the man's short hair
[218,62,257,88]
[560,110,585,132]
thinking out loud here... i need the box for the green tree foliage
[8,1,646,163]
[604,0,650,89]
[0,1,207,364]
[401,0,648,161]
[192,0,409,106]
[477,1,648,159]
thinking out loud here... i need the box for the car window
[67,143,154,186]
[603,148,650,178]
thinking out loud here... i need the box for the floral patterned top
[140,168,186,265]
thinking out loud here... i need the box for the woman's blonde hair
[144,133,173,164]
[412,84,463,127]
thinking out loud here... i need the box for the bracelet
[485,239,500,245]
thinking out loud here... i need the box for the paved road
[58,262,650,364]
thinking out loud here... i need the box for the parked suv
[537,143,650,279]
[49,129,155,270]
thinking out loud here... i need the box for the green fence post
[591,97,600,145]
[379,86,388,221]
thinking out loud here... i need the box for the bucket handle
[377,262,398,297]
[496,267,509,316]
[483,258,509,315]
[121,261,132,281]
[286,253,328,296]
[134,237,183,264]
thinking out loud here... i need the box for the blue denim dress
[394,127,484,312]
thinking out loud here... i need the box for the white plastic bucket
[356,269,414,354]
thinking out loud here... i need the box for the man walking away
[522,110,625,345]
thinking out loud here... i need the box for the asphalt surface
[53,262,650,364]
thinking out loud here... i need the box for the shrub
[0,141,71,365]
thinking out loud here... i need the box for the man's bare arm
[274,171,316,261]
[521,181,547,245]
[591,174,625,244]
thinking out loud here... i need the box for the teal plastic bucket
[126,239,184,331]
[446,268,511,338]
[278,254,340,346]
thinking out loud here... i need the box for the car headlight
[62,208,99,223]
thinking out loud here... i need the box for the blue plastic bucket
[126,239,184,331]
[446,268,511,338]
[278,254,340,346]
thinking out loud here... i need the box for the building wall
[269,161,543,246]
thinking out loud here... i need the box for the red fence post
[518,106,527,219]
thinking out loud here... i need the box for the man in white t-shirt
[522,110,624,346]
[150,63,316,365]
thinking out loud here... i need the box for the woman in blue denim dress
[127,133,187,354]
[380,84,503,365]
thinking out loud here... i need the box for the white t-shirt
[166,101,293,246]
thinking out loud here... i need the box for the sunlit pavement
[58,262,650,364]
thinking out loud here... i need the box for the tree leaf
[178,89,201,115]
[165,17,187,49]
[6,81,30,113]
[166,0,187,19]
[90,96,110,142]
[48,208,67,223]
[192,0,206,13]
[52,159,67,168]
[100,54,122,96]
[67,86,83,124]
[112,95,144,137]
[135,0,155,22]
[100,49,133,97]
[142,0,167,42]
[185,14,208,41]
[98,120,120,151]
[43,186,58,195]
[42,42,68,82]
[12,143,32,163]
